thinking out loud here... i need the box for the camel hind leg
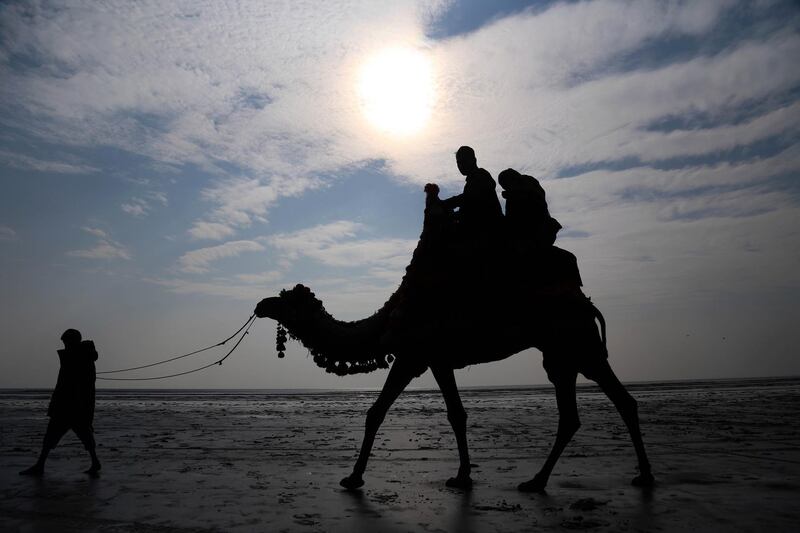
[340,359,417,489]
[591,360,654,486]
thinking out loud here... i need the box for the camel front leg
[519,375,579,492]
[431,365,472,489]
[340,359,415,489]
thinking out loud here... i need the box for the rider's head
[498,168,523,190]
[424,183,440,196]
[455,146,477,176]
[60,328,82,348]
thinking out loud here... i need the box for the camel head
[254,284,323,322]
[254,284,392,374]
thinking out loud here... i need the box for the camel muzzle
[254,297,283,320]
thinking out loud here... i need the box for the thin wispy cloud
[268,221,363,260]
[188,222,237,241]
[0,149,99,174]
[269,221,416,269]
[121,200,148,217]
[81,227,109,239]
[121,191,169,218]
[67,227,131,260]
[177,240,266,274]
[189,176,322,240]
[147,277,267,301]
[235,270,284,284]
[0,225,16,241]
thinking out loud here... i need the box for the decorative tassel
[276,323,287,359]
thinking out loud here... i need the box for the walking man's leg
[74,425,101,475]
[19,418,69,476]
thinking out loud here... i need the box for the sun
[357,47,435,137]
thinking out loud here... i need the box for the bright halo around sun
[358,47,434,137]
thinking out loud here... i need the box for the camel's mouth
[254,296,283,320]
[255,285,323,321]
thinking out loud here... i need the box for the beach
[2,377,799,532]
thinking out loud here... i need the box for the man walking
[20,328,101,477]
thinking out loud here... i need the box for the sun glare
[357,47,434,137]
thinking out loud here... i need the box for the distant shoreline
[2,374,798,395]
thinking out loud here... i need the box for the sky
[1,0,798,389]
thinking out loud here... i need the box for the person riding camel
[498,168,562,248]
[441,146,503,238]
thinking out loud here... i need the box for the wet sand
[2,377,799,532]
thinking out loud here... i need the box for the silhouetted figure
[441,146,503,236]
[19,329,101,477]
[498,168,562,247]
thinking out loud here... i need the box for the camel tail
[590,301,607,348]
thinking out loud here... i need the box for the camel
[254,185,653,492]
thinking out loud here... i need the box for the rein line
[96,314,256,381]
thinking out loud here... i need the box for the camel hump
[545,247,583,288]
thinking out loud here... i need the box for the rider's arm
[441,194,463,211]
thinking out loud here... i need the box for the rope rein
[97,314,255,375]
[96,314,256,381]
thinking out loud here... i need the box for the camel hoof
[518,474,547,493]
[340,475,364,490]
[445,475,473,490]
[631,472,655,487]
[19,465,44,477]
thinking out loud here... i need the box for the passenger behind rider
[498,168,562,248]
[498,168,584,292]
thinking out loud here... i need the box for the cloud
[300,238,417,268]
[68,241,131,260]
[547,143,800,216]
[121,200,147,217]
[147,272,401,318]
[2,0,797,245]
[0,149,99,174]
[177,240,266,274]
[188,221,236,241]
[67,227,131,260]
[151,219,415,318]
[0,225,16,241]
[268,221,363,260]
[160,221,414,310]
[236,270,284,284]
[0,0,435,240]
[121,191,169,218]
[81,227,109,239]
[268,220,417,269]
[147,277,267,301]
[1,1,796,186]
[188,176,321,240]
[383,8,800,184]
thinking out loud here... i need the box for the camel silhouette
[255,185,653,492]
